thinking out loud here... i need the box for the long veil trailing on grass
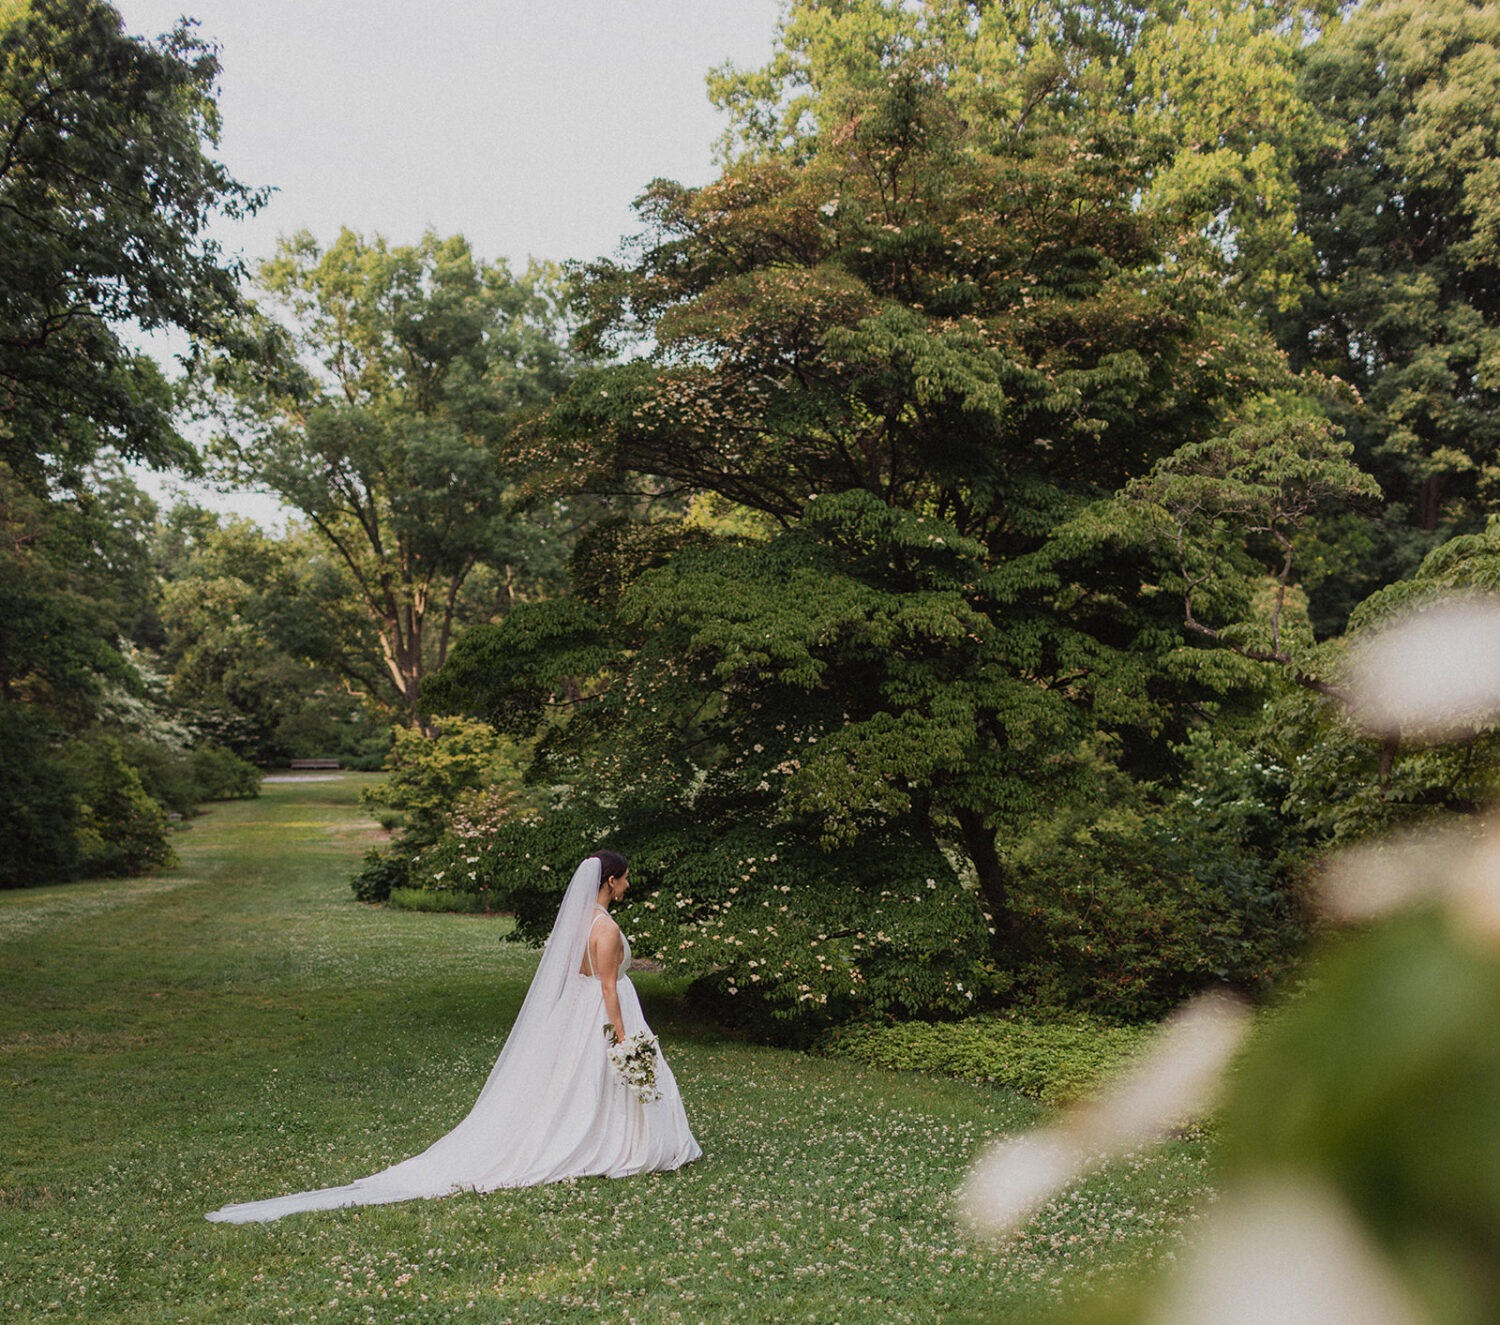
[206,855,699,1223]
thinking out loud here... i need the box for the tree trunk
[1420,473,1444,532]
[955,805,1012,946]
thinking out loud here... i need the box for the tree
[0,0,262,492]
[431,12,1352,1030]
[1122,0,1343,318]
[0,1,262,884]
[207,229,576,726]
[1272,0,1500,610]
[0,461,200,884]
[154,509,388,764]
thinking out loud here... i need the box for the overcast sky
[114,0,783,269]
[111,1,784,520]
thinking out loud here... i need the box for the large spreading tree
[207,229,576,727]
[428,1,1367,1029]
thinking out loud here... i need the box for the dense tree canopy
[153,510,389,764]
[1271,0,1500,617]
[428,1,1377,1029]
[0,1,264,886]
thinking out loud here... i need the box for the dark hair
[594,850,629,883]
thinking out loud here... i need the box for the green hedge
[387,886,509,916]
[819,1015,1153,1107]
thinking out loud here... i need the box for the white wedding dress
[206,857,700,1223]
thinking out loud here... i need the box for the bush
[478,809,991,1043]
[116,733,201,817]
[360,717,530,848]
[187,743,260,800]
[111,736,260,815]
[1002,745,1309,1021]
[334,731,392,773]
[404,783,535,895]
[350,848,411,903]
[0,703,82,887]
[62,734,175,877]
[819,1015,1153,1107]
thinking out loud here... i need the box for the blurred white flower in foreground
[1318,816,1500,947]
[1348,597,1500,741]
[1148,1178,1426,1325]
[959,993,1250,1238]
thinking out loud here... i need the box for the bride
[206,851,700,1222]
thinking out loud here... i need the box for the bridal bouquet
[603,1025,662,1103]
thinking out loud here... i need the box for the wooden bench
[289,758,341,770]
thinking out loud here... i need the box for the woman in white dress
[206,851,700,1223]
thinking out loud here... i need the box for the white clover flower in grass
[1348,597,1500,741]
[960,992,1250,1240]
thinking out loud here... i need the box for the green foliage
[422,597,613,739]
[1124,0,1341,317]
[0,463,157,719]
[1065,897,1500,1324]
[820,1015,1153,1108]
[0,702,82,887]
[1273,0,1500,613]
[1004,744,1310,1021]
[1257,522,1500,850]
[205,229,578,721]
[437,0,1376,1038]
[360,716,530,848]
[409,0,1492,1049]
[1217,907,1500,1323]
[625,821,987,1038]
[60,733,175,878]
[154,508,389,764]
[453,804,989,1042]
[1127,404,1379,670]
[349,847,410,904]
[0,3,266,887]
[0,0,263,492]
[712,0,1339,316]
[188,744,262,801]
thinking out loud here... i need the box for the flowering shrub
[403,783,539,903]
[481,811,990,1041]
[360,717,531,848]
[351,717,541,905]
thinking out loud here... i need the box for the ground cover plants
[820,1018,1155,1109]
[1,777,1215,1323]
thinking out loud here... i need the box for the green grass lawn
[0,776,1213,1324]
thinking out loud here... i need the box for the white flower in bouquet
[603,1024,662,1103]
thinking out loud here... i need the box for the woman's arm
[591,923,628,1040]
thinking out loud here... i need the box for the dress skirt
[205,972,700,1223]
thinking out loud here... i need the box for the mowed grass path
[0,778,1211,1324]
